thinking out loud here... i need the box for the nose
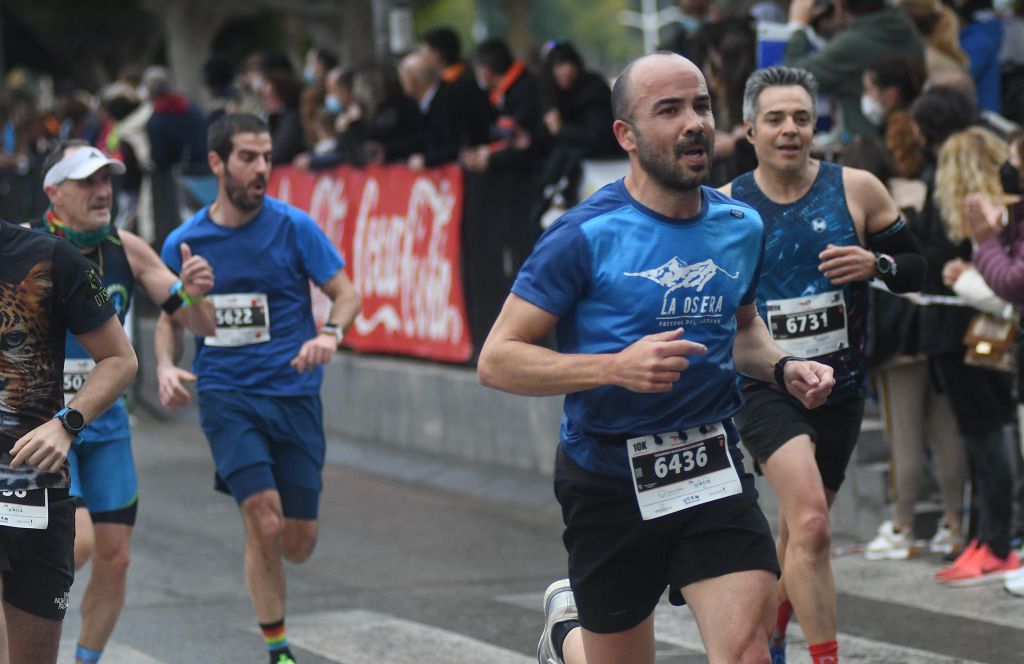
[681,107,706,136]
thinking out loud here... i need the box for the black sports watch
[875,252,897,277]
[774,355,802,390]
[54,407,86,435]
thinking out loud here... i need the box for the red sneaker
[935,540,980,582]
[940,545,1021,587]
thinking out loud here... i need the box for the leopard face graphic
[0,261,55,437]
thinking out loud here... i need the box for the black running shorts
[553,434,780,634]
[736,384,866,492]
[0,488,75,621]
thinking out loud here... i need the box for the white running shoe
[929,521,964,555]
[1004,567,1024,596]
[537,579,578,664]
[865,520,918,560]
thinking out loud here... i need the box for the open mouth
[777,144,801,155]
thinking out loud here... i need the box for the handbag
[962,312,1019,372]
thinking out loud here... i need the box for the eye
[0,331,27,351]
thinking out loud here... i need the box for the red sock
[809,640,838,664]
[770,598,793,643]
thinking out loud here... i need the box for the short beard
[634,127,714,193]
[223,168,266,213]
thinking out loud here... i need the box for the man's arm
[10,317,137,472]
[732,303,833,409]
[154,311,195,410]
[477,293,707,396]
[289,269,362,373]
[818,168,926,292]
[121,230,216,337]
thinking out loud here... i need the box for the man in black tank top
[719,67,924,664]
[34,142,217,664]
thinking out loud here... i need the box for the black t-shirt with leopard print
[0,222,115,490]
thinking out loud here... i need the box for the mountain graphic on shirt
[625,257,738,294]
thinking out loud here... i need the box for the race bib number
[0,488,48,529]
[766,291,848,358]
[627,422,742,521]
[205,293,271,347]
[63,358,95,404]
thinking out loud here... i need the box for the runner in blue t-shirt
[721,67,924,664]
[32,141,217,664]
[479,52,835,664]
[155,113,361,664]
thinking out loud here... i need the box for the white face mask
[860,94,885,127]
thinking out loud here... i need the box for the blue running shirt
[513,179,765,478]
[161,197,345,396]
[730,162,866,401]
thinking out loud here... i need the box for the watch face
[64,409,86,431]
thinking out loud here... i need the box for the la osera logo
[625,257,739,323]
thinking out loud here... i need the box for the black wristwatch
[875,252,896,277]
[774,355,802,390]
[54,407,86,435]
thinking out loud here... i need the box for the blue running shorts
[68,436,139,525]
[197,390,325,519]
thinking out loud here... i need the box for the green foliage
[414,0,479,49]
[532,0,642,76]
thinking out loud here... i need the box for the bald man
[397,50,462,171]
[478,52,835,664]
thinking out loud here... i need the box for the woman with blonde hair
[898,0,970,75]
[935,126,1008,243]
[927,125,1020,585]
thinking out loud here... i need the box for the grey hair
[742,66,818,123]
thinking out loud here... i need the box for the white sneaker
[1004,567,1024,596]
[537,579,578,664]
[929,521,964,555]
[865,520,917,560]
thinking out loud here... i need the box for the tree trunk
[159,2,228,107]
[339,0,376,69]
[500,0,534,59]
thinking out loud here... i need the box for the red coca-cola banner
[269,164,472,363]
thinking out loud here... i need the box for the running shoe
[928,521,963,555]
[934,539,980,582]
[865,520,917,560]
[537,579,578,664]
[1004,567,1024,596]
[769,639,786,664]
[939,545,1021,587]
[270,650,297,664]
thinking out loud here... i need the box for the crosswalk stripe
[59,638,166,664]
[286,609,534,664]
[497,591,986,664]
[832,555,1024,631]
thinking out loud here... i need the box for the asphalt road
[54,409,1024,663]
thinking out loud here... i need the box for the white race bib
[766,291,848,358]
[627,422,742,521]
[63,358,95,404]
[205,293,271,347]
[0,488,48,529]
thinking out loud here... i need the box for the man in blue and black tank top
[480,53,837,664]
[35,141,217,664]
[722,67,925,664]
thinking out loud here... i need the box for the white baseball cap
[43,147,126,188]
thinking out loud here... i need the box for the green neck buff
[45,209,111,248]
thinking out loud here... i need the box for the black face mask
[1001,161,1021,196]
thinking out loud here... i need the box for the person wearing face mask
[860,57,926,133]
[299,48,339,150]
[784,0,925,140]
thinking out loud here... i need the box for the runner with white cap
[32,140,217,664]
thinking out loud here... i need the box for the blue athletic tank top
[32,217,135,442]
[729,162,866,401]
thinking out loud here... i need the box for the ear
[744,123,754,141]
[43,184,60,207]
[208,150,224,177]
[613,119,636,153]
